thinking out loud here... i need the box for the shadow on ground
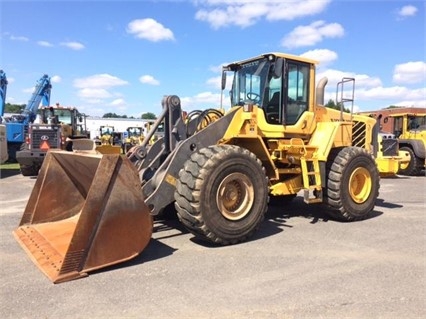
[86,195,390,279]
[0,167,21,179]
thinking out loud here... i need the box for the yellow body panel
[95,144,122,154]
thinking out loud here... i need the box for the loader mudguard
[142,107,240,216]
[13,151,153,283]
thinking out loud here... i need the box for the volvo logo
[40,135,49,141]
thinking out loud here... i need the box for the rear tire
[324,147,380,221]
[20,164,39,176]
[397,146,422,176]
[18,143,39,176]
[174,145,268,245]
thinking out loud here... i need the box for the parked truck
[14,52,381,283]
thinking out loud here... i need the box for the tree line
[3,102,402,118]
[2,103,157,119]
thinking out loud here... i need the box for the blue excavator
[2,74,51,162]
[0,70,8,163]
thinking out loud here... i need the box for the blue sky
[1,0,425,117]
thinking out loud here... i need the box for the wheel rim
[348,167,372,204]
[398,149,411,171]
[216,172,254,220]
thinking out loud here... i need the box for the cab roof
[225,52,319,68]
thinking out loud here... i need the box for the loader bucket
[13,150,153,283]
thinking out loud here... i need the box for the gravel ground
[1,168,425,319]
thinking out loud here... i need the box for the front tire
[398,146,422,176]
[174,145,268,245]
[324,147,380,221]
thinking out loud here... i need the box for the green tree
[141,112,156,120]
[325,99,350,113]
[102,113,128,118]
[4,103,25,113]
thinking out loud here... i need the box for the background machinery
[0,70,8,163]
[336,79,402,177]
[16,104,89,176]
[13,52,381,283]
[122,126,144,153]
[370,113,406,177]
[2,74,51,162]
[94,125,122,154]
[386,113,425,176]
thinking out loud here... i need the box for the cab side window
[286,63,309,125]
[264,77,282,124]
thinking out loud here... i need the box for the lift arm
[0,70,7,121]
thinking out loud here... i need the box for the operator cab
[223,53,312,126]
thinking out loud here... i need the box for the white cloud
[209,63,228,73]
[139,75,160,85]
[393,61,426,84]
[393,99,426,108]
[267,0,332,21]
[195,0,331,29]
[73,74,128,105]
[77,88,113,100]
[350,86,426,109]
[60,41,85,50]
[358,86,409,99]
[206,75,222,90]
[23,87,34,94]
[397,5,418,18]
[281,20,344,48]
[300,49,338,67]
[110,98,126,106]
[50,75,61,83]
[316,66,425,109]
[10,35,29,41]
[180,91,222,112]
[127,18,175,42]
[317,69,382,89]
[354,74,383,88]
[74,74,128,89]
[5,77,14,84]
[37,40,53,47]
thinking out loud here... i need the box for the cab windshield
[226,56,310,125]
[230,58,271,107]
[56,109,73,124]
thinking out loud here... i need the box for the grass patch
[0,162,20,170]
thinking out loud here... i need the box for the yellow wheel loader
[370,114,408,178]
[123,126,144,153]
[95,125,122,154]
[388,113,426,175]
[337,81,403,178]
[13,53,380,283]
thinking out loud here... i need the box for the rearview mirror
[221,71,226,90]
[273,58,284,78]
